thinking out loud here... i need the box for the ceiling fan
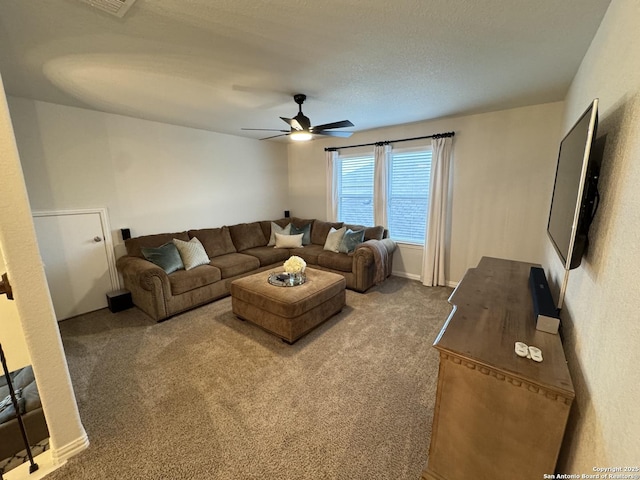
[242,94,354,141]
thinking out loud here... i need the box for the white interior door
[33,211,116,320]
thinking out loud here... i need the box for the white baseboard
[51,432,90,465]
[392,272,458,288]
[391,271,421,281]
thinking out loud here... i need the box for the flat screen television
[547,98,600,270]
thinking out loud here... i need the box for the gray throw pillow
[290,223,312,245]
[338,229,365,253]
[268,222,291,246]
[141,242,185,274]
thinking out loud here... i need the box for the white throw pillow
[274,232,303,248]
[173,237,210,270]
[268,222,291,246]
[323,226,347,253]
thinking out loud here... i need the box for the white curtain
[325,150,339,221]
[422,136,453,286]
[374,144,391,227]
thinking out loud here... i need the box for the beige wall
[288,102,564,283]
[543,0,640,469]
[0,250,31,371]
[0,75,87,463]
[7,97,289,257]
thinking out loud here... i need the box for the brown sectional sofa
[116,218,397,321]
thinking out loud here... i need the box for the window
[388,149,432,244]
[336,147,432,244]
[337,155,374,226]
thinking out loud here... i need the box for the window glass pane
[388,150,432,244]
[338,155,374,226]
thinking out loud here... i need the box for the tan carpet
[48,276,453,480]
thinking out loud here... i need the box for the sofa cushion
[364,226,385,240]
[290,217,314,229]
[318,251,354,273]
[290,222,312,245]
[228,222,268,252]
[188,227,236,257]
[173,237,210,270]
[267,222,291,246]
[323,227,347,253]
[126,231,189,258]
[338,229,365,253]
[311,220,344,245]
[242,246,290,266]
[140,243,185,274]
[209,252,260,278]
[288,244,325,265]
[168,265,222,295]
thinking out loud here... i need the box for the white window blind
[337,155,374,226]
[388,149,432,244]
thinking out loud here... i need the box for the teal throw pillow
[338,229,365,254]
[290,223,312,245]
[141,242,185,274]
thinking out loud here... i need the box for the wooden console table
[422,257,574,480]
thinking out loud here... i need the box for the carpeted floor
[47,275,453,480]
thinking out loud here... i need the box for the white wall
[288,102,564,283]
[543,0,640,470]
[0,75,87,464]
[7,97,289,256]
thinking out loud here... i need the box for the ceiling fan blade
[313,130,353,138]
[260,133,290,140]
[242,128,290,132]
[311,120,354,131]
[280,117,296,128]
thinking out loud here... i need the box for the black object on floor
[106,289,133,313]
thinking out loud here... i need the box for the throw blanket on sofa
[359,240,389,285]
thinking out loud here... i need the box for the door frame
[32,208,120,291]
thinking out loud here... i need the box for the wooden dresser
[423,257,574,480]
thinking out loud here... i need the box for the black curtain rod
[324,131,455,152]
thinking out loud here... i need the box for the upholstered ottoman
[230,267,346,343]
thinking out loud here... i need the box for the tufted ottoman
[230,267,346,343]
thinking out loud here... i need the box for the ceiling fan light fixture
[290,131,312,141]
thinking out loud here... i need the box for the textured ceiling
[0,0,611,141]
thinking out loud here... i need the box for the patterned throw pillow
[338,229,365,253]
[268,222,291,246]
[290,223,312,245]
[173,237,210,270]
[141,242,185,274]
[323,227,347,253]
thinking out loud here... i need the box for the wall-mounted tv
[547,98,600,270]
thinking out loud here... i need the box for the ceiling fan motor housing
[242,93,353,140]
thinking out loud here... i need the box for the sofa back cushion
[259,219,289,240]
[125,231,189,258]
[188,227,236,258]
[228,222,268,251]
[311,220,344,246]
[345,223,385,241]
[364,226,386,241]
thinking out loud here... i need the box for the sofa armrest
[377,237,397,255]
[351,238,397,292]
[116,256,170,320]
[353,238,397,263]
[116,256,169,291]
